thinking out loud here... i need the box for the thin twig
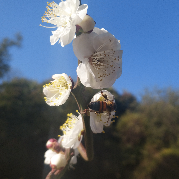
[77,143,88,161]
[73,76,79,89]
[71,91,81,112]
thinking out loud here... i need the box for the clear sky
[1,0,179,99]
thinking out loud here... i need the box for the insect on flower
[88,91,117,114]
[87,90,117,133]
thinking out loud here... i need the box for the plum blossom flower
[46,138,65,153]
[73,27,123,89]
[50,153,67,169]
[44,150,67,175]
[44,149,57,165]
[43,73,72,106]
[44,137,67,169]
[60,113,83,148]
[89,90,116,133]
[44,137,78,170]
[41,0,88,46]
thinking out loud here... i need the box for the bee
[88,91,117,113]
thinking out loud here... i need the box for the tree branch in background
[0,33,22,78]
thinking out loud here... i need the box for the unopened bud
[46,138,64,153]
[46,138,57,149]
[77,15,95,33]
[50,153,67,169]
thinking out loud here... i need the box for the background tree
[1,76,179,179]
[1,35,179,179]
[0,34,22,79]
[0,78,52,178]
[116,88,179,179]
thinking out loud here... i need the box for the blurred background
[0,0,179,178]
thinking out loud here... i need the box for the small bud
[77,15,95,33]
[50,153,67,169]
[46,138,64,153]
[46,138,58,149]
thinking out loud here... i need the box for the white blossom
[89,90,116,133]
[44,137,64,165]
[73,27,123,89]
[60,113,83,149]
[44,149,67,169]
[41,0,88,46]
[44,149,57,164]
[44,137,78,169]
[50,153,67,169]
[43,73,72,106]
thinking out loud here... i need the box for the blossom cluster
[41,0,122,177]
[44,113,83,175]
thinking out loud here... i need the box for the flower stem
[73,76,79,89]
[71,91,81,112]
[83,114,94,161]
[72,75,94,161]
[78,143,88,161]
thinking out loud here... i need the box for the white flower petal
[50,30,61,45]
[70,156,77,165]
[89,90,116,133]
[90,112,104,133]
[43,73,72,106]
[76,4,88,22]
[51,153,67,169]
[69,148,79,166]
[61,114,83,149]
[41,0,88,46]
[93,27,108,34]
[61,25,76,47]
[77,63,91,87]
[73,27,123,89]
[91,90,115,102]
[44,149,57,164]
[73,33,96,62]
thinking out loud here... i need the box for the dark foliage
[0,34,22,78]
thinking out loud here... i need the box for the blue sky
[1,0,179,99]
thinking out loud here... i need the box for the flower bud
[46,138,64,153]
[77,15,95,33]
[50,153,67,170]
[46,138,58,149]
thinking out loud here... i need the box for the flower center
[89,38,121,82]
[41,1,71,27]
[55,76,69,90]
[43,76,71,105]
[60,113,78,135]
[44,76,69,90]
